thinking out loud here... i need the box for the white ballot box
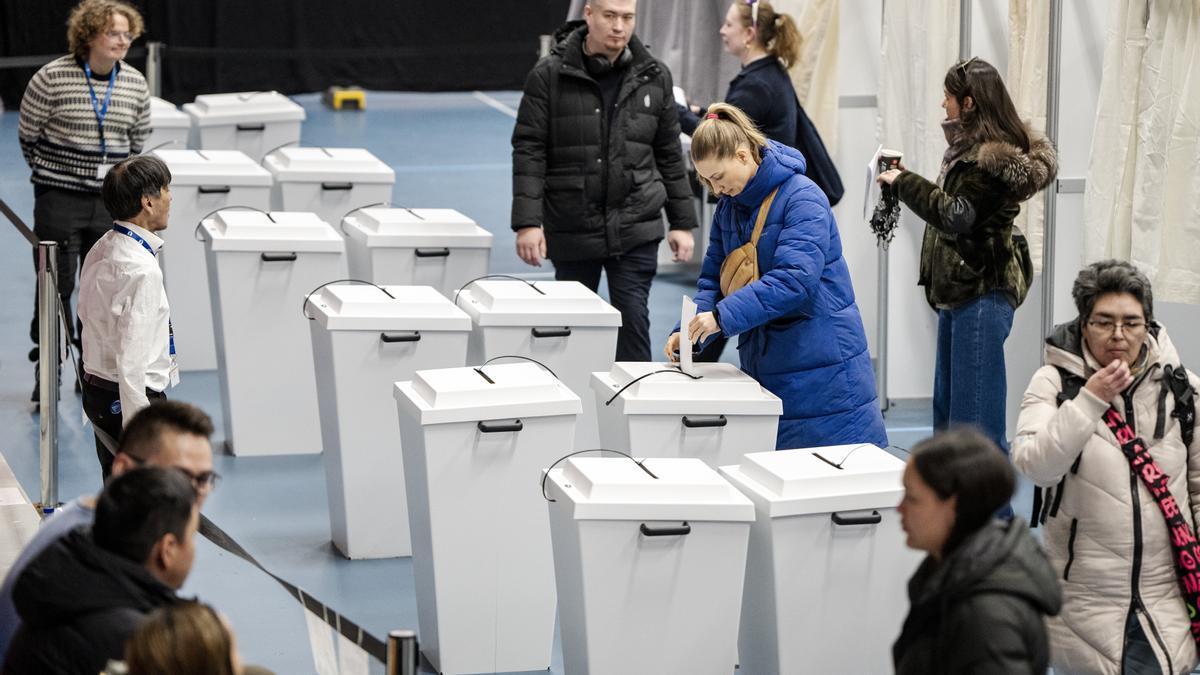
[394,362,580,675]
[307,284,471,559]
[263,147,395,230]
[720,445,921,675]
[182,90,305,162]
[545,456,754,675]
[457,279,620,450]
[592,361,782,466]
[201,210,346,456]
[342,207,492,298]
[146,96,190,151]
[153,149,271,371]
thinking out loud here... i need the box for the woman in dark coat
[894,428,1062,675]
[665,103,886,449]
[877,57,1057,515]
[678,0,801,146]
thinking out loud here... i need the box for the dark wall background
[1,0,570,107]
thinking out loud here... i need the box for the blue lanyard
[113,224,156,257]
[112,224,173,356]
[84,62,119,160]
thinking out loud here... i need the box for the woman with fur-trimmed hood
[877,57,1057,514]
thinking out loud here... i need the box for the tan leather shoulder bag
[719,187,779,296]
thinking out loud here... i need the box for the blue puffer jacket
[694,141,887,449]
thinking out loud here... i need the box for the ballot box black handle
[531,327,571,338]
[321,181,354,191]
[831,511,882,527]
[380,331,421,344]
[681,415,727,429]
[236,123,266,132]
[197,185,232,194]
[414,247,451,258]
[260,252,297,262]
[477,419,523,433]
[640,522,691,537]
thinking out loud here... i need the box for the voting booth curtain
[0,0,569,107]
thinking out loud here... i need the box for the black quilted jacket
[510,23,697,261]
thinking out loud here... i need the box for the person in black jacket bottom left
[3,467,198,675]
[893,428,1062,675]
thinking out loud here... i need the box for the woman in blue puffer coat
[665,102,887,449]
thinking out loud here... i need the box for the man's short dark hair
[102,155,172,221]
[93,467,197,565]
[1071,259,1154,324]
[119,401,214,462]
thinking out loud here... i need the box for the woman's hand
[876,169,903,186]
[1084,359,1134,402]
[664,332,681,362]
[688,312,721,344]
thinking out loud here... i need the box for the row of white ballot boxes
[154,145,491,371]
[386,358,919,674]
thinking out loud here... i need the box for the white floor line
[472,90,519,118]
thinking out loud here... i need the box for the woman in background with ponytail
[679,0,802,146]
[665,103,886,450]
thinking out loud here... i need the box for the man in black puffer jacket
[511,0,697,361]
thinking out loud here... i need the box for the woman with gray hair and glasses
[1013,259,1200,675]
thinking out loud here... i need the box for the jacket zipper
[1063,517,1078,581]
[1122,381,1173,675]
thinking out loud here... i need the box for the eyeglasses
[1086,318,1146,335]
[124,453,221,492]
[104,31,135,42]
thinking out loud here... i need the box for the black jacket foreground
[893,518,1062,675]
[3,528,178,675]
[511,22,697,262]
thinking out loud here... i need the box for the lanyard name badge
[85,61,119,180]
[112,224,179,387]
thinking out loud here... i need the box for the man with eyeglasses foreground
[1013,259,1200,675]
[3,467,200,675]
[19,0,150,404]
[0,401,215,661]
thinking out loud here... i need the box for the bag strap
[749,187,780,248]
[1033,366,1088,527]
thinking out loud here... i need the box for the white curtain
[775,0,841,147]
[1083,0,1200,304]
[878,0,961,179]
[1006,0,1050,274]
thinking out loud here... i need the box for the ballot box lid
[307,284,472,332]
[456,280,621,327]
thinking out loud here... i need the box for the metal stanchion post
[876,246,890,413]
[538,35,552,59]
[959,0,973,59]
[146,41,163,98]
[386,629,418,675]
[37,241,60,515]
[1040,0,1064,358]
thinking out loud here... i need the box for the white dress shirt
[78,220,175,424]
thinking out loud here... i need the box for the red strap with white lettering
[1103,406,1200,646]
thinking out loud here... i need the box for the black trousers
[29,186,111,347]
[81,376,166,482]
[552,239,658,362]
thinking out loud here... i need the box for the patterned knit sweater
[18,56,151,194]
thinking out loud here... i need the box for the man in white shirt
[79,154,177,479]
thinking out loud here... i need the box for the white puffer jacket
[1013,322,1200,675]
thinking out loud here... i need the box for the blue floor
[0,91,945,674]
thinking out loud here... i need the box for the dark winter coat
[692,140,887,449]
[892,135,1057,309]
[678,57,798,147]
[3,528,179,675]
[893,518,1062,675]
[511,23,697,262]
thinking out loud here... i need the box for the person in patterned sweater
[19,0,150,403]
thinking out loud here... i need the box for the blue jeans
[934,291,1015,513]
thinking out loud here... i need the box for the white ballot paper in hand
[864,145,883,221]
[681,295,698,376]
[673,85,688,107]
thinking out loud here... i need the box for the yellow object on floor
[323,86,365,110]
